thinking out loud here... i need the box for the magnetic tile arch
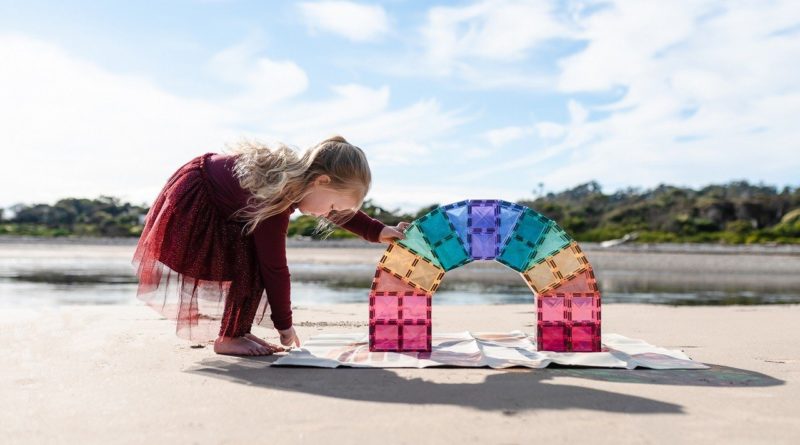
[369,199,602,353]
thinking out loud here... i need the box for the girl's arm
[252,209,294,330]
[337,210,386,242]
[337,210,410,243]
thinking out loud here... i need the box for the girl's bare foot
[244,333,285,352]
[213,336,275,356]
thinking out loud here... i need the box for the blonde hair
[225,135,372,238]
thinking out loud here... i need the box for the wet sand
[1,303,798,444]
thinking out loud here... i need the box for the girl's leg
[215,269,276,355]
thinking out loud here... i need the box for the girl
[131,135,410,356]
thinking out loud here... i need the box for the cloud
[298,1,390,42]
[0,34,238,207]
[414,0,572,89]
[0,33,472,209]
[448,0,800,191]
[208,37,309,107]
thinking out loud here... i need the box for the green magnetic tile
[514,210,549,243]
[529,223,571,266]
[397,223,441,268]
[419,209,456,245]
[432,235,471,271]
[496,235,535,272]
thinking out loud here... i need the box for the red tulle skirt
[131,152,273,342]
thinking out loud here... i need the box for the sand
[2,302,798,444]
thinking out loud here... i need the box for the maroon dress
[131,152,386,342]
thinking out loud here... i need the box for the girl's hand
[379,222,411,244]
[278,327,301,348]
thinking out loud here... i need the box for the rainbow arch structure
[368,199,602,353]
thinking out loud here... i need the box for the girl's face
[297,175,361,218]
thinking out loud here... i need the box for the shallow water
[1,249,798,308]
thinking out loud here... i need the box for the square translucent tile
[469,200,498,230]
[431,234,472,271]
[419,208,457,245]
[496,235,536,272]
[372,324,400,351]
[406,258,445,292]
[521,259,561,292]
[469,231,499,259]
[379,243,418,278]
[550,241,589,278]
[514,209,549,243]
[371,293,400,321]
[570,322,600,352]
[538,295,567,322]
[537,322,569,352]
[401,295,430,320]
[401,324,430,351]
[570,293,600,322]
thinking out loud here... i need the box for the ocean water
[1,242,799,308]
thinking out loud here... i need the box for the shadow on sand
[185,358,782,415]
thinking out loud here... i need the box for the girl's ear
[316,174,331,186]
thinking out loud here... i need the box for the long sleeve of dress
[252,209,294,330]
[338,210,386,242]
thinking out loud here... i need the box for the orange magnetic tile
[379,243,418,278]
[406,259,445,293]
[521,259,560,293]
[549,241,589,278]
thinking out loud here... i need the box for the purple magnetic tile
[571,323,599,352]
[470,232,498,259]
[402,295,429,320]
[373,294,400,320]
[571,294,598,322]
[538,323,568,352]
[538,295,567,322]
[374,325,399,350]
[402,324,429,350]
[470,202,497,229]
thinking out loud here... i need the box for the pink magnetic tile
[538,324,568,352]
[571,294,598,322]
[373,294,399,320]
[538,295,567,322]
[402,324,429,350]
[553,269,598,293]
[571,323,599,352]
[402,295,429,320]
[372,268,416,293]
[374,325,399,350]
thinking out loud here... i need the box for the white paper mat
[272,331,709,369]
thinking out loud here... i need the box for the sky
[1,0,798,213]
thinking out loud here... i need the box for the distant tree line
[2,180,798,244]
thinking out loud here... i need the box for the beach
[2,302,799,444]
[1,238,799,443]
